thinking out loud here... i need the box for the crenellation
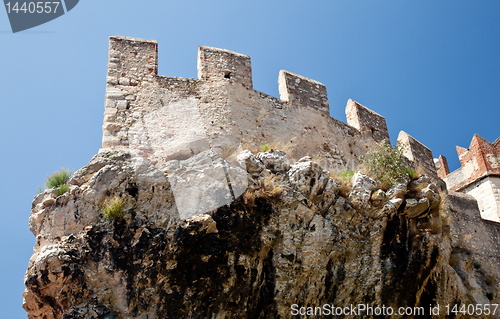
[397,131,438,179]
[439,134,500,223]
[436,154,450,179]
[103,36,159,149]
[345,99,389,143]
[278,70,329,114]
[100,35,441,188]
[197,46,253,89]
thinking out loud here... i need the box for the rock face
[23,150,500,318]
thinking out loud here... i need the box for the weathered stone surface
[24,151,500,319]
[386,182,407,200]
[407,175,441,209]
[236,150,265,175]
[256,150,290,173]
[164,149,247,220]
[348,172,377,211]
[370,189,386,208]
[403,198,430,219]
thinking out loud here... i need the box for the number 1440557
[5,2,60,14]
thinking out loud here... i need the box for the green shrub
[260,143,270,153]
[54,184,69,196]
[42,168,72,196]
[405,167,417,180]
[102,196,125,221]
[338,170,354,183]
[362,140,411,188]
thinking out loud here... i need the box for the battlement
[197,46,253,89]
[106,36,158,86]
[397,131,438,179]
[345,99,389,143]
[278,70,329,114]
[101,36,436,185]
[439,134,500,222]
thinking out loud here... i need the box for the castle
[102,36,436,171]
[101,35,498,223]
[437,135,500,223]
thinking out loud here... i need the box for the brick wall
[443,134,500,192]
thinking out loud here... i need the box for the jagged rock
[164,149,248,220]
[403,198,430,218]
[236,150,265,175]
[29,150,178,241]
[256,150,290,173]
[183,214,218,234]
[389,198,404,210]
[406,175,441,210]
[287,158,330,204]
[386,182,407,200]
[419,185,441,209]
[375,200,396,219]
[370,189,386,208]
[407,175,433,194]
[348,172,377,211]
[24,151,494,319]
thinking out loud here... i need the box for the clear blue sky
[1,1,499,317]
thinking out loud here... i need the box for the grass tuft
[42,168,72,196]
[102,196,125,221]
[260,143,270,153]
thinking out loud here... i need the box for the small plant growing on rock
[102,196,125,221]
[330,170,354,197]
[405,167,417,180]
[362,140,411,188]
[338,170,354,183]
[243,174,283,205]
[260,143,270,153]
[42,168,72,196]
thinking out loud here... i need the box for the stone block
[108,36,158,83]
[345,99,389,143]
[119,77,130,86]
[117,100,128,110]
[278,70,329,114]
[397,131,438,179]
[197,46,253,89]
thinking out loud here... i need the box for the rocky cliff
[23,149,499,318]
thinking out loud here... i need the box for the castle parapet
[107,36,158,86]
[278,70,329,114]
[441,134,500,223]
[397,131,438,179]
[443,134,500,191]
[436,155,450,179]
[345,99,389,143]
[197,46,253,89]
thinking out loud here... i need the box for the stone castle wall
[100,36,437,179]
